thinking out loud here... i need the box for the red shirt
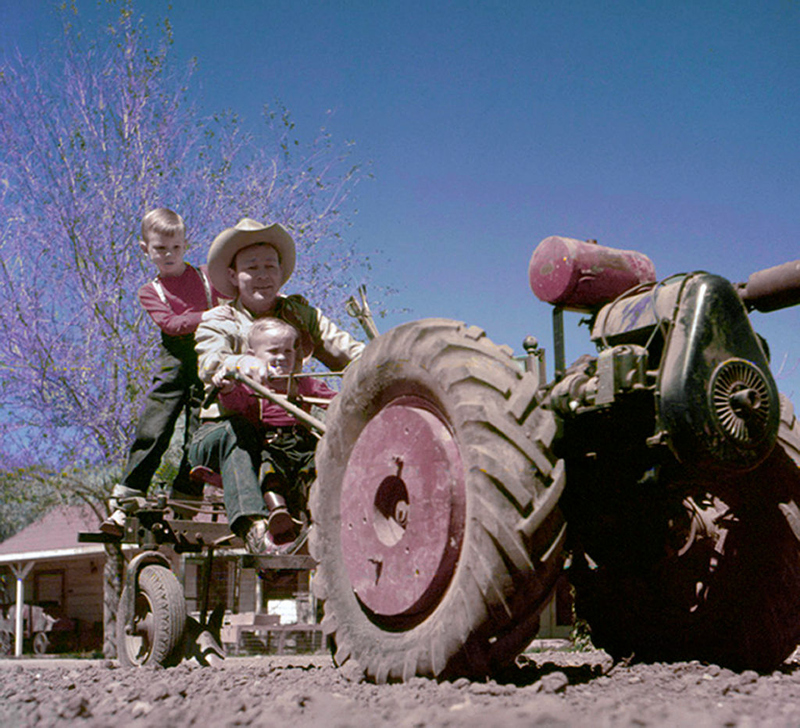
[138,264,219,337]
[219,377,336,428]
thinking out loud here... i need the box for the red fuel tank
[529,236,656,311]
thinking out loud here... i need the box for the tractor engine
[529,236,785,474]
[527,236,800,668]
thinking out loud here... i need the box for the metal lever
[346,284,380,340]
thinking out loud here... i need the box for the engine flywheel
[709,358,771,446]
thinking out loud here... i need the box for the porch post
[11,561,34,658]
[254,577,263,614]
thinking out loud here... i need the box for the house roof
[0,505,107,564]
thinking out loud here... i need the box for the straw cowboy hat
[207,218,296,298]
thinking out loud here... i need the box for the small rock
[406,676,429,689]
[147,681,171,701]
[536,671,569,694]
[131,700,152,717]
[469,680,509,696]
[740,670,759,685]
[338,659,365,683]
[58,694,91,720]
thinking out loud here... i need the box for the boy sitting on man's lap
[217,317,336,546]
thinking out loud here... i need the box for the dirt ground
[3,644,800,727]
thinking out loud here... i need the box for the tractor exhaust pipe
[738,259,800,313]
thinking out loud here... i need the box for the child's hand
[211,368,236,394]
[265,362,282,381]
[235,355,269,384]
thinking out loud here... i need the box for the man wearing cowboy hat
[190,218,364,555]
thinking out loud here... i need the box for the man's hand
[215,305,237,321]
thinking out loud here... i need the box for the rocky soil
[3,647,800,727]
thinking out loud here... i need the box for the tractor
[309,236,800,682]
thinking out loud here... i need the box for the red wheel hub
[340,396,466,620]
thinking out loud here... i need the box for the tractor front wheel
[116,564,186,668]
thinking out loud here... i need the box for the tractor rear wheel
[309,319,566,682]
[573,394,800,670]
[117,564,186,668]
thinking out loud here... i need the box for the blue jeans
[260,428,319,516]
[188,417,267,533]
[122,337,202,495]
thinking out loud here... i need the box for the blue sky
[3,0,799,396]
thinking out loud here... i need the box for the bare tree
[0,1,366,475]
[0,0,367,655]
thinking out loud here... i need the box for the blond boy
[101,208,219,536]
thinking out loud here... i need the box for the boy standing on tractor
[217,317,337,543]
[101,208,220,537]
